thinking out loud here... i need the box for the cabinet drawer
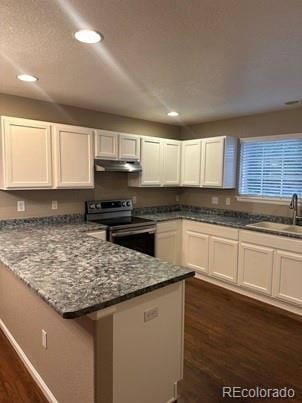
[157,220,180,233]
[239,230,302,254]
[183,219,238,240]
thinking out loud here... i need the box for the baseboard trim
[194,273,302,317]
[0,318,58,403]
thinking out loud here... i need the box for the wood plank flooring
[179,278,302,402]
[0,278,301,402]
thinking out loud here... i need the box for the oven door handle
[111,228,156,238]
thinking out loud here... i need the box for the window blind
[239,137,302,199]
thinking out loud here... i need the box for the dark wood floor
[0,278,301,402]
[180,278,302,402]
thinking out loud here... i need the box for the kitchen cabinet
[183,229,209,274]
[0,116,53,189]
[181,140,201,186]
[182,220,239,279]
[129,137,162,186]
[209,236,238,283]
[53,124,94,188]
[95,129,118,159]
[273,250,302,306]
[200,136,238,188]
[156,221,181,264]
[238,242,274,295]
[162,139,181,186]
[119,134,140,160]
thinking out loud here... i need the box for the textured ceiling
[1,0,302,124]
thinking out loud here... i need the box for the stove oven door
[109,226,156,257]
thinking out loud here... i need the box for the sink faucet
[289,193,302,225]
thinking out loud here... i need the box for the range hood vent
[95,159,142,173]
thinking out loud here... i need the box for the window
[239,135,302,200]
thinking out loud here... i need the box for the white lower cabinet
[209,237,238,283]
[156,221,180,264]
[238,243,274,295]
[273,250,302,307]
[155,220,302,314]
[183,230,209,274]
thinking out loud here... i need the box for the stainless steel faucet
[289,193,302,225]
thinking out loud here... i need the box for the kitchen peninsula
[0,215,194,403]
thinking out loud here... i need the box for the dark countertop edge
[141,214,302,240]
[61,271,195,319]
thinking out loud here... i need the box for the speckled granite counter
[135,207,302,239]
[0,217,194,319]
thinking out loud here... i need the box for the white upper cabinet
[0,116,53,189]
[95,130,118,159]
[181,140,201,186]
[200,136,238,188]
[119,133,140,160]
[53,124,94,188]
[162,140,181,186]
[140,137,162,186]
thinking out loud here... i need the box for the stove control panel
[86,199,133,214]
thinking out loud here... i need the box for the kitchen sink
[246,221,302,234]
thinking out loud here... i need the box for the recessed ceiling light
[167,111,179,117]
[17,74,38,82]
[74,29,103,44]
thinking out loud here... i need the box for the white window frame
[237,133,302,205]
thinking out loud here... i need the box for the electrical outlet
[42,329,47,349]
[51,200,58,210]
[211,197,219,205]
[132,196,137,204]
[176,194,180,202]
[225,197,231,206]
[144,307,159,322]
[17,201,25,212]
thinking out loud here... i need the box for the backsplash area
[180,188,293,218]
[0,172,179,220]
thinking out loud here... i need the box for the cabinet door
[273,250,302,306]
[181,140,201,186]
[119,134,140,160]
[156,230,179,264]
[183,230,209,275]
[201,137,224,187]
[95,130,118,159]
[2,117,53,188]
[162,140,181,186]
[209,237,238,283]
[54,125,94,188]
[238,242,274,295]
[140,137,162,186]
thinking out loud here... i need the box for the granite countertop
[0,218,193,319]
[135,210,302,239]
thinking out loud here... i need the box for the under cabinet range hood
[95,159,142,173]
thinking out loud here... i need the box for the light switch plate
[211,197,219,205]
[17,201,25,212]
[225,197,231,206]
[132,196,137,204]
[51,200,58,210]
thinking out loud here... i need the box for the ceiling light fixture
[167,111,179,117]
[74,29,103,44]
[17,74,38,82]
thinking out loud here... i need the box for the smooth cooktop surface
[91,216,155,229]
